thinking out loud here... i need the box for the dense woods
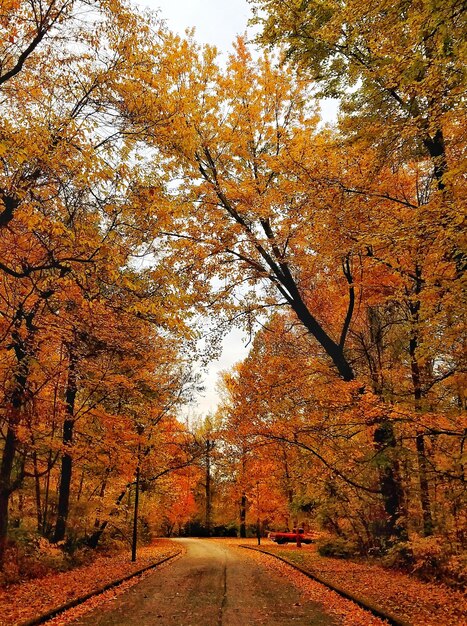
[0,0,465,588]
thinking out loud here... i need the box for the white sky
[150,0,251,51]
[132,0,338,416]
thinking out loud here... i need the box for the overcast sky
[140,0,252,52]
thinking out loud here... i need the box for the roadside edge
[20,549,182,626]
[240,545,410,626]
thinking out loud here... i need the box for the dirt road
[73,538,337,625]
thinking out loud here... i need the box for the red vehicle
[268,528,316,545]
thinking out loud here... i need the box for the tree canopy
[0,0,464,582]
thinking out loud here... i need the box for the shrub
[443,553,467,590]
[382,541,415,570]
[0,532,68,585]
[213,524,238,537]
[410,536,466,588]
[382,536,466,589]
[317,537,359,558]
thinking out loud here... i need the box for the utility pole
[256,481,261,545]
[131,423,144,562]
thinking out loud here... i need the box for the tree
[0,0,80,89]
[131,39,410,536]
[0,0,201,563]
[251,0,466,191]
[218,308,465,549]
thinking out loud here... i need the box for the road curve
[73,538,337,625]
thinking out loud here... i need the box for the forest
[0,0,465,590]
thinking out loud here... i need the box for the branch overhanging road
[72,539,338,626]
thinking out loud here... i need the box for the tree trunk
[0,323,32,566]
[364,307,407,544]
[42,450,53,536]
[408,275,434,537]
[239,492,247,538]
[374,421,405,542]
[77,470,85,503]
[93,478,107,529]
[205,439,212,536]
[423,128,447,191]
[53,348,77,543]
[287,291,355,382]
[0,426,17,564]
[416,432,433,536]
[281,446,294,505]
[33,452,42,532]
[131,464,140,562]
